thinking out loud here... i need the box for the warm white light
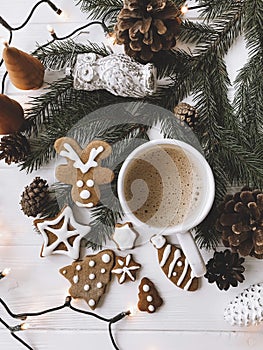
[2,268,11,276]
[181,5,189,14]
[20,323,30,331]
[106,32,116,45]
[59,10,69,21]
[128,305,138,317]
[47,25,55,34]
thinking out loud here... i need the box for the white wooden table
[1,1,262,349]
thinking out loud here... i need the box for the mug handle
[176,231,206,277]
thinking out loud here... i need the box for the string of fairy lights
[0,269,131,350]
[0,1,205,349]
[0,0,205,93]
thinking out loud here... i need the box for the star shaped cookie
[112,254,141,284]
[34,206,90,260]
[111,222,138,250]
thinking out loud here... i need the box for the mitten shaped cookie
[138,277,163,313]
[54,137,114,208]
[60,250,115,309]
[150,235,199,292]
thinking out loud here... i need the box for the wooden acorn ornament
[0,94,25,134]
[2,42,45,90]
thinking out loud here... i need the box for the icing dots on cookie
[86,180,94,187]
[102,253,111,264]
[76,180,84,188]
[59,249,115,310]
[138,277,163,314]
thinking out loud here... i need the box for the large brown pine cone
[115,0,181,62]
[216,187,263,259]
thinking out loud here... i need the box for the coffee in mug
[123,144,203,228]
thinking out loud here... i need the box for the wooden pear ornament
[2,42,45,90]
[0,94,25,134]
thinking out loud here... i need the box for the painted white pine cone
[224,282,263,326]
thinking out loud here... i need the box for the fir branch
[234,52,263,145]
[199,0,244,21]
[33,40,113,70]
[75,0,122,20]
[178,20,217,45]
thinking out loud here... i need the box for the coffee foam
[123,145,203,228]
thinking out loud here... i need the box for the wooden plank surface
[0,1,260,349]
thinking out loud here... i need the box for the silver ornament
[73,53,156,98]
[224,282,263,326]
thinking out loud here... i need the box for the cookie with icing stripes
[150,235,199,292]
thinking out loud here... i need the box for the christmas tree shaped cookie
[60,250,115,310]
[137,277,163,313]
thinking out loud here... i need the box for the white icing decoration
[84,284,90,291]
[168,249,181,278]
[112,223,138,251]
[62,270,67,275]
[101,268,106,274]
[60,143,104,174]
[111,254,140,283]
[177,261,183,267]
[118,259,124,266]
[76,180,84,188]
[147,295,153,302]
[97,282,103,289]
[148,305,155,312]
[102,254,111,264]
[173,272,177,277]
[88,299,95,307]
[89,273,96,280]
[160,244,172,267]
[150,235,166,249]
[76,201,94,208]
[76,265,82,271]
[177,259,189,287]
[73,275,79,284]
[143,284,150,292]
[86,180,94,187]
[183,271,196,291]
[36,206,90,259]
[80,190,91,199]
[89,260,95,267]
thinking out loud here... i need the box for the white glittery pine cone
[224,282,263,326]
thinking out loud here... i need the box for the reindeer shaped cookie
[54,137,114,208]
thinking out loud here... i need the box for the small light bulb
[128,305,138,317]
[181,5,189,14]
[20,323,30,331]
[106,32,116,45]
[47,25,55,34]
[2,268,11,276]
[59,10,69,21]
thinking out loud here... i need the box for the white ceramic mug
[117,139,215,277]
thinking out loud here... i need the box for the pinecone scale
[0,132,30,165]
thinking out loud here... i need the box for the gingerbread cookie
[111,222,138,250]
[138,277,163,313]
[34,206,90,260]
[60,250,115,310]
[54,137,114,208]
[150,235,199,292]
[112,254,141,284]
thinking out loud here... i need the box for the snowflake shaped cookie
[112,254,141,284]
[112,222,138,251]
[34,206,90,260]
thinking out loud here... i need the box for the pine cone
[0,132,30,165]
[224,282,263,326]
[204,249,245,291]
[216,187,263,258]
[174,102,198,129]
[20,177,49,217]
[115,0,181,62]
